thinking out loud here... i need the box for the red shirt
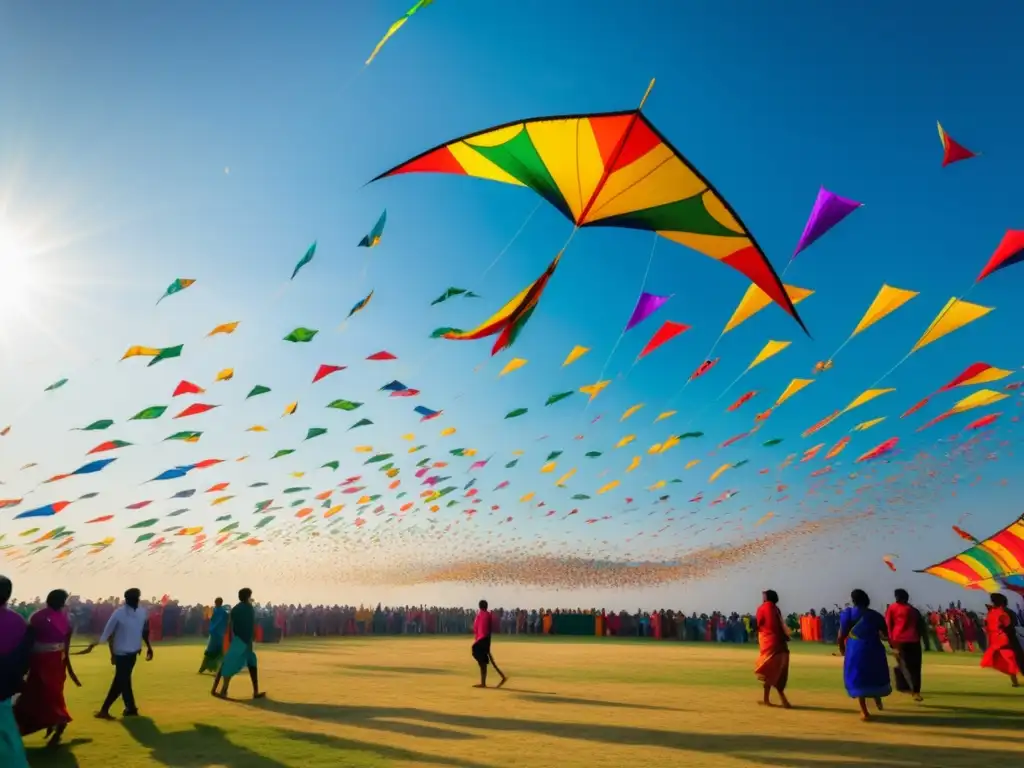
[473,610,492,641]
[885,602,920,644]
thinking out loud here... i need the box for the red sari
[14,608,72,736]
[754,601,790,691]
[981,606,1024,676]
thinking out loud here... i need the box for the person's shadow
[23,737,91,767]
[121,717,288,767]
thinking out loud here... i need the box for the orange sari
[754,601,790,690]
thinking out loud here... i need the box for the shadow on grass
[121,717,289,767]
[513,693,688,712]
[23,737,91,767]
[277,729,497,768]
[339,664,456,676]
[249,699,1024,767]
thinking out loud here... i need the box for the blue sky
[1,2,1023,611]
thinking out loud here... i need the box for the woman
[980,593,1024,687]
[198,597,229,674]
[14,590,81,746]
[884,588,923,701]
[754,590,792,708]
[838,589,891,720]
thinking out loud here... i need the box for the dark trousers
[102,653,138,712]
[894,641,922,694]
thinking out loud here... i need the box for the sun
[0,223,41,315]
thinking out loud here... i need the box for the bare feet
[912,694,924,702]
[213,690,228,699]
[757,700,773,707]
[781,701,793,709]
[253,692,266,700]
[860,713,871,722]
[473,683,486,688]
[496,676,508,689]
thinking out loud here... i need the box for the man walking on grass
[91,587,153,720]
[212,588,266,700]
[471,599,507,689]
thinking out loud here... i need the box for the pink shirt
[30,607,70,646]
[473,610,492,641]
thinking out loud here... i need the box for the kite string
[481,199,544,278]
[587,234,659,405]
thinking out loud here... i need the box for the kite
[855,437,899,463]
[545,391,574,406]
[437,253,562,355]
[130,406,167,421]
[372,85,807,331]
[579,380,610,401]
[247,385,271,399]
[15,502,70,520]
[882,554,898,572]
[121,346,161,361]
[271,449,295,460]
[214,368,234,382]
[282,402,298,417]
[499,358,528,376]
[147,345,183,367]
[689,358,718,381]
[87,440,131,454]
[45,458,116,483]
[291,242,317,280]
[638,321,689,359]
[937,122,977,167]
[365,0,434,65]
[819,284,919,370]
[414,406,441,421]
[284,327,319,343]
[207,321,240,336]
[505,408,528,419]
[976,231,1024,283]
[157,278,195,304]
[174,403,218,419]
[966,412,1001,430]
[348,290,374,318]
[165,431,201,443]
[902,363,1011,418]
[367,351,397,361]
[722,284,814,336]
[76,419,113,431]
[431,287,480,305]
[727,391,757,412]
[625,293,669,331]
[304,428,328,440]
[917,389,1008,431]
[792,187,862,259]
[917,514,1024,595]
[358,210,387,248]
[562,346,590,366]
[173,380,205,397]
[313,364,345,383]
[745,340,789,372]
[909,298,992,354]
[45,379,68,392]
[327,399,362,411]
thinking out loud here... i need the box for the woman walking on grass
[754,589,792,709]
[838,589,892,721]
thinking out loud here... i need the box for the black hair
[214,597,223,606]
[479,599,488,610]
[46,589,69,611]
[851,589,870,608]
[991,593,1008,608]
[124,588,142,607]
[0,576,11,605]
[239,587,253,602]
[894,589,909,603]
[763,589,779,604]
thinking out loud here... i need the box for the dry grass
[23,636,1024,767]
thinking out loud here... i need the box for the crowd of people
[2,576,1024,765]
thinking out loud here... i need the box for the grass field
[20,636,1024,768]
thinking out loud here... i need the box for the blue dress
[840,607,892,698]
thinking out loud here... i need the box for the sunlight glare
[0,223,41,317]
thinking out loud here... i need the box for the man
[198,598,229,674]
[212,588,265,700]
[885,588,924,701]
[471,599,506,689]
[90,587,153,720]
[0,576,31,768]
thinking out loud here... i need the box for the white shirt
[99,605,149,655]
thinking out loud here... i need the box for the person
[471,599,506,689]
[980,593,1024,687]
[838,589,892,720]
[212,588,265,700]
[0,576,32,768]
[89,587,153,720]
[198,598,229,675]
[14,590,80,746]
[754,589,791,708]
[885,588,924,701]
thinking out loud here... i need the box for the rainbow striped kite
[917,515,1024,595]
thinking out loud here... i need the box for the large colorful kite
[371,81,807,332]
[917,515,1024,595]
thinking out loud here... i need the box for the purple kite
[625,292,669,331]
[792,187,862,259]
